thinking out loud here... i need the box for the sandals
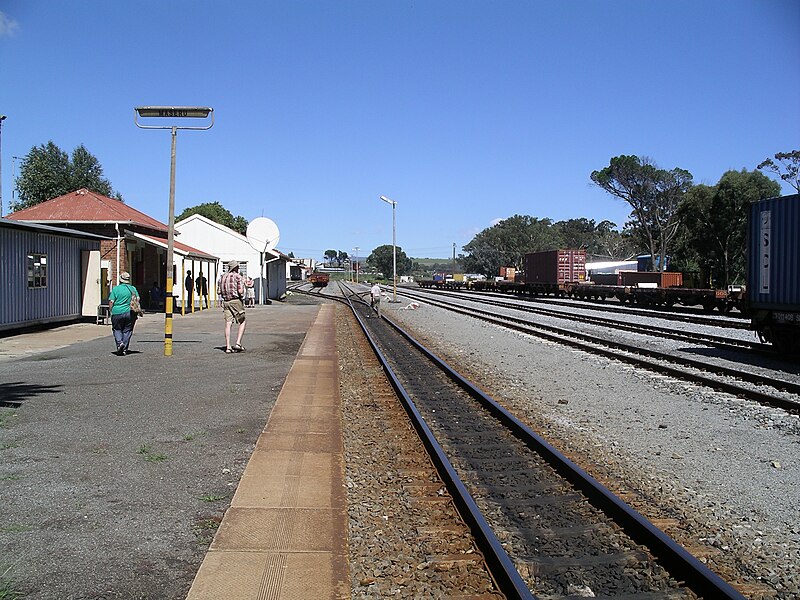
[232,344,246,353]
[225,347,234,353]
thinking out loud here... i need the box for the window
[27,254,48,288]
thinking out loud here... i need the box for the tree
[337,251,349,268]
[69,145,115,198]
[367,244,412,279]
[674,169,780,287]
[324,250,337,266]
[176,202,248,235]
[13,141,120,211]
[462,215,558,277]
[757,150,800,193]
[591,155,692,272]
[592,220,637,260]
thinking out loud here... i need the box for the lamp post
[0,114,6,217]
[135,106,214,356]
[353,247,360,284]
[379,195,398,303]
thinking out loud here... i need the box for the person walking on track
[108,271,140,356]
[219,260,247,353]
[370,282,382,317]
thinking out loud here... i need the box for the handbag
[128,286,144,317]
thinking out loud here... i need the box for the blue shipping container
[747,194,800,310]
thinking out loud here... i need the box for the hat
[227,260,239,271]
[120,272,131,282]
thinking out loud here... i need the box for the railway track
[409,286,764,353]
[429,286,752,330]
[391,285,800,413]
[331,281,745,599]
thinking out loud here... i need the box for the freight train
[309,272,330,287]
[418,194,799,352]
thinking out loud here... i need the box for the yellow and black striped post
[164,276,174,356]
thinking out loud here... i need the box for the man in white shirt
[370,283,382,316]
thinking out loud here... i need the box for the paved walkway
[0,299,349,599]
[186,304,349,599]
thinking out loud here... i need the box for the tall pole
[164,126,177,357]
[0,115,6,217]
[379,196,398,302]
[391,201,397,302]
[354,247,360,284]
[452,242,456,280]
[135,106,214,357]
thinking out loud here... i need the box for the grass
[0,410,14,428]
[137,444,167,463]
[183,430,206,442]
[0,524,33,533]
[0,475,21,482]
[0,443,18,451]
[198,493,228,503]
[0,564,24,599]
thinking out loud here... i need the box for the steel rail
[373,308,747,600]
[339,283,535,600]
[401,290,800,411]
[407,286,764,352]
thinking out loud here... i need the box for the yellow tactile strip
[187,304,349,600]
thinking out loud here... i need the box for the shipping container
[747,194,800,310]
[524,250,586,285]
[499,266,516,280]
[618,271,683,288]
[746,194,800,351]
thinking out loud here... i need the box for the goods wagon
[309,272,330,288]
[747,193,800,352]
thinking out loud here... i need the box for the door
[81,250,102,317]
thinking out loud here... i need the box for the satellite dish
[246,217,280,253]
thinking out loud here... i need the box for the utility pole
[452,242,456,280]
[354,247,360,284]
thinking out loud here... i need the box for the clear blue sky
[1,1,798,261]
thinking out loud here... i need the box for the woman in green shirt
[107,271,140,356]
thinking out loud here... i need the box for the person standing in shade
[370,282,382,317]
[219,260,247,353]
[196,271,209,308]
[108,271,139,355]
[185,270,194,310]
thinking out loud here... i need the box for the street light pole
[135,106,214,356]
[379,195,397,302]
[354,247,360,284]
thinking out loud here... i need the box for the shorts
[222,298,246,324]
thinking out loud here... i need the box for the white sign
[759,210,770,294]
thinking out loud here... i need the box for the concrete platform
[186,304,349,599]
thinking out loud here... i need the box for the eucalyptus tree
[757,150,800,193]
[591,155,692,272]
[675,169,780,287]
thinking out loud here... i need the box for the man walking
[370,282,382,317]
[219,260,247,353]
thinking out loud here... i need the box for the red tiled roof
[6,188,168,233]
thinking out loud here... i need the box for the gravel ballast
[378,285,800,600]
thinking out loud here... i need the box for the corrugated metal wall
[748,194,800,310]
[0,228,100,329]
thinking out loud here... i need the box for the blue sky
[1,1,798,260]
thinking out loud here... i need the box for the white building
[174,214,288,303]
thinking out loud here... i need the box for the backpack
[128,286,144,317]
